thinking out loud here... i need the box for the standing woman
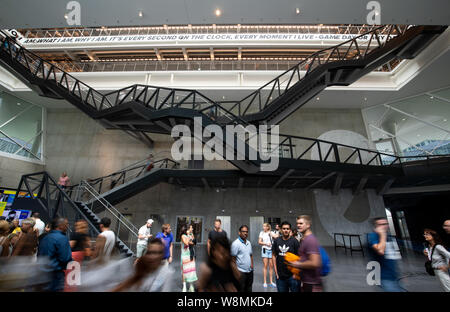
[58,172,70,189]
[423,229,450,292]
[258,223,276,288]
[180,224,198,292]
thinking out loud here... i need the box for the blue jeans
[381,279,405,292]
[276,276,299,292]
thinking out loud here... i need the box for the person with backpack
[289,215,323,292]
[367,217,403,292]
[423,229,450,292]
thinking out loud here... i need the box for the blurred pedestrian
[155,224,174,265]
[32,212,45,236]
[37,218,72,292]
[11,218,38,257]
[231,225,253,292]
[0,220,10,256]
[137,219,154,259]
[198,236,240,292]
[69,220,91,263]
[11,219,21,234]
[258,223,276,288]
[444,220,450,235]
[112,238,174,292]
[145,154,154,172]
[423,229,450,292]
[207,219,227,255]
[272,221,299,292]
[180,224,198,292]
[368,217,404,292]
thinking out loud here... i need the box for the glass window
[0,91,44,161]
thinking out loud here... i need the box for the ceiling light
[316,97,320,100]
[221,209,225,212]
[216,188,220,192]
[17,102,21,105]
[64,14,68,19]
[444,119,448,122]
[402,118,406,121]
[215,9,222,17]
[295,8,301,14]
[364,97,367,101]
[429,96,434,99]
[255,210,259,213]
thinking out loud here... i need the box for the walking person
[188,224,197,261]
[0,220,11,257]
[272,221,300,292]
[288,215,323,292]
[155,224,174,266]
[145,153,154,172]
[207,219,228,254]
[112,238,174,292]
[423,229,450,292]
[231,225,254,292]
[198,236,240,292]
[137,219,154,259]
[32,212,45,237]
[367,217,404,292]
[180,224,198,292]
[258,223,276,288]
[11,218,38,257]
[37,218,72,292]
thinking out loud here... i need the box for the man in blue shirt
[155,223,174,265]
[37,217,72,292]
[367,217,404,292]
[231,225,254,292]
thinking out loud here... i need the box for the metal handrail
[77,181,139,236]
[0,25,408,119]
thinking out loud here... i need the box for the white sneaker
[189,285,195,292]
[263,283,268,288]
[182,284,187,292]
[270,282,276,288]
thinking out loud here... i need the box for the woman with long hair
[180,224,198,292]
[258,223,276,288]
[197,236,240,292]
[423,228,450,292]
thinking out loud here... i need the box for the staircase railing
[73,181,139,255]
[0,25,410,120]
[77,157,179,195]
[12,172,100,238]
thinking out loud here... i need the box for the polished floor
[167,244,446,292]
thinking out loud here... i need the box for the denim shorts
[261,248,272,258]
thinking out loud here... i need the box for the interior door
[249,216,264,247]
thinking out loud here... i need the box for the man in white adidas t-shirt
[137,219,154,258]
[93,217,116,261]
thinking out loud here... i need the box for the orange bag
[284,252,301,280]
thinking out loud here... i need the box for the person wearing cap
[137,219,154,258]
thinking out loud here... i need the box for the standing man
[207,219,228,254]
[367,217,404,292]
[156,224,174,265]
[289,215,322,292]
[93,217,116,261]
[272,221,300,292]
[32,212,45,236]
[231,225,254,292]
[137,219,154,258]
[37,218,72,292]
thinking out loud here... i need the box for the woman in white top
[258,223,276,288]
[423,229,450,292]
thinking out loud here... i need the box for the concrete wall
[115,183,386,247]
[0,154,44,188]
